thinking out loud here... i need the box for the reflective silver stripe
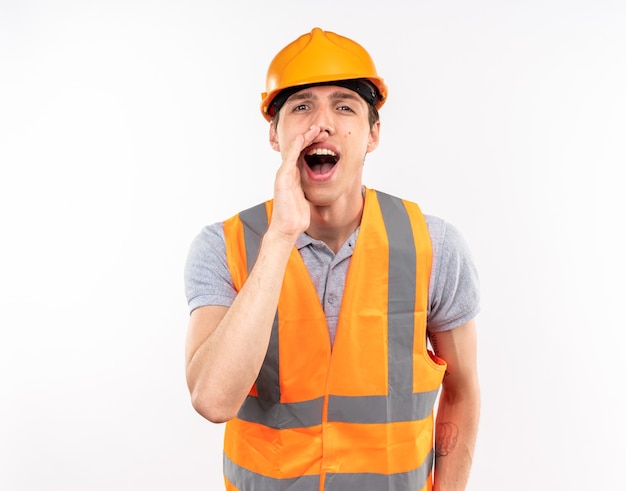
[254,314,280,402]
[377,191,416,396]
[239,204,280,404]
[237,395,324,429]
[327,390,439,424]
[324,449,434,491]
[224,451,433,491]
[239,203,268,275]
[224,454,320,491]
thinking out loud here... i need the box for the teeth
[306,148,337,157]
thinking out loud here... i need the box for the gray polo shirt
[185,211,480,345]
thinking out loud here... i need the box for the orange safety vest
[222,188,447,491]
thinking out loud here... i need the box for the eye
[293,104,309,111]
[337,105,354,112]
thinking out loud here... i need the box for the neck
[306,194,364,254]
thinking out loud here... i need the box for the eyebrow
[286,90,362,104]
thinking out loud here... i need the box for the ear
[269,121,280,152]
[366,120,380,153]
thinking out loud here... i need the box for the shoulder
[184,221,238,312]
[424,214,446,248]
[424,214,470,259]
[185,221,227,277]
[190,198,270,257]
[188,222,226,256]
[422,214,481,332]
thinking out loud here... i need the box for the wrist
[263,227,300,251]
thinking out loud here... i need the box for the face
[269,85,380,208]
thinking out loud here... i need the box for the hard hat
[260,27,388,121]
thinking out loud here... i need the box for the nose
[312,105,335,134]
[318,123,334,134]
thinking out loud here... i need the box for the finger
[283,126,322,166]
[303,125,323,146]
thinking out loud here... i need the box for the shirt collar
[296,227,360,255]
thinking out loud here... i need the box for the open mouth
[304,148,339,174]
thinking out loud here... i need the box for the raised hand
[269,125,325,243]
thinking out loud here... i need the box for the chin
[303,187,337,207]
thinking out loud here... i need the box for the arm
[185,233,295,423]
[429,319,480,491]
[185,126,325,423]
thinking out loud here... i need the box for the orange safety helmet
[260,27,388,121]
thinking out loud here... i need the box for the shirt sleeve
[425,216,480,332]
[184,222,237,313]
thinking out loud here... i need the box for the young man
[185,28,480,491]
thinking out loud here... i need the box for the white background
[1,0,625,489]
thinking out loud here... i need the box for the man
[184,27,480,491]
